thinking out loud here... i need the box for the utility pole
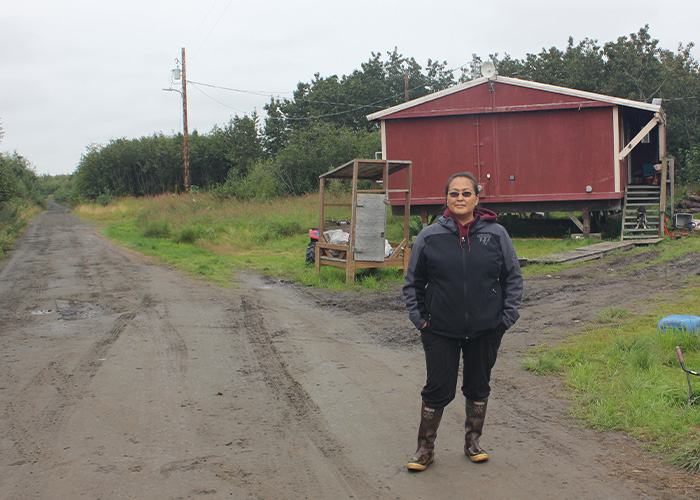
[181,47,190,193]
[404,69,409,102]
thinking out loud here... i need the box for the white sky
[1,0,698,176]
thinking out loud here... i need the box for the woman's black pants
[420,325,506,409]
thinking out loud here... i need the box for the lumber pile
[677,190,700,213]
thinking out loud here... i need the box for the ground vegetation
[0,145,46,256]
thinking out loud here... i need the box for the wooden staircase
[621,185,662,240]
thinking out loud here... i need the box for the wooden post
[403,161,412,275]
[346,160,359,282]
[404,70,409,102]
[181,47,190,193]
[316,178,325,276]
[658,120,668,238]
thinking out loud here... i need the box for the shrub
[0,203,19,226]
[255,219,302,243]
[141,219,170,238]
[211,161,279,201]
[677,147,700,185]
[96,191,112,207]
[172,225,201,244]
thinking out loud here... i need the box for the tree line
[0,123,51,253]
[64,25,700,202]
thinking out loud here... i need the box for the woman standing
[403,172,523,471]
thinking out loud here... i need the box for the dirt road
[1,201,698,499]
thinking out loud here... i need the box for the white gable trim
[366,76,661,121]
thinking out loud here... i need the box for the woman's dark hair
[445,172,479,195]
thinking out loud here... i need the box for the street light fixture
[163,48,190,194]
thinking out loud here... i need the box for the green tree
[489,26,700,183]
[265,48,459,137]
[0,152,44,208]
[190,114,263,189]
[602,25,666,101]
[272,122,380,195]
[0,158,19,205]
[262,98,288,156]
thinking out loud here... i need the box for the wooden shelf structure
[315,159,413,283]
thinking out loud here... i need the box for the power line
[191,0,233,60]
[188,79,388,110]
[188,82,249,114]
[284,107,373,121]
[186,80,294,97]
[185,57,472,106]
[281,90,418,122]
[662,96,699,102]
[183,59,476,120]
[186,0,220,50]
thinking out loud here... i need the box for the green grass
[76,193,699,289]
[103,219,237,286]
[83,193,404,291]
[522,284,700,472]
[76,193,618,290]
[511,237,600,259]
[593,306,633,323]
[521,345,565,374]
[0,202,43,258]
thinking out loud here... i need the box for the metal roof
[366,75,662,121]
[319,159,411,181]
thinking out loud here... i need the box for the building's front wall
[385,106,619,208]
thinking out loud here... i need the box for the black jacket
[403,208,523,339]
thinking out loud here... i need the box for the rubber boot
[465,398,488,463]
[407,403,444,471]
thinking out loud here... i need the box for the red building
[367,76,671,238]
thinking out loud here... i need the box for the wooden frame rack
[315,159,413,283]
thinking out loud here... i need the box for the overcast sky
[2,0,698,176]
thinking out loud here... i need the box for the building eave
[366,75,661,121]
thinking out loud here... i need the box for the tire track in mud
[3,310,137,465]
[0,218,54,321]
[139,298,189,378]
[241,296,392,500]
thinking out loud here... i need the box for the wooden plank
[528,241,636,264]
[566,212,584,232]
[617,114,660,161]
[316,177,325,275]
[319,259,347,269]
[659,121,668,238]
[316,243,349,251]
[319,257,346,263]
[613,106,621,192]
[404,161,412,246]
[347,160,359,283]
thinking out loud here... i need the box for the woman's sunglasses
[448,191,475,198]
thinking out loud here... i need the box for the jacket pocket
[470,285,502,330]
[425,287,460,333]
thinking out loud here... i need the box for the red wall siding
[385,106,616,205]
[492,107,615,199]
[385,116,476,204]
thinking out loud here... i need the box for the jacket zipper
[462,235,469,336]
